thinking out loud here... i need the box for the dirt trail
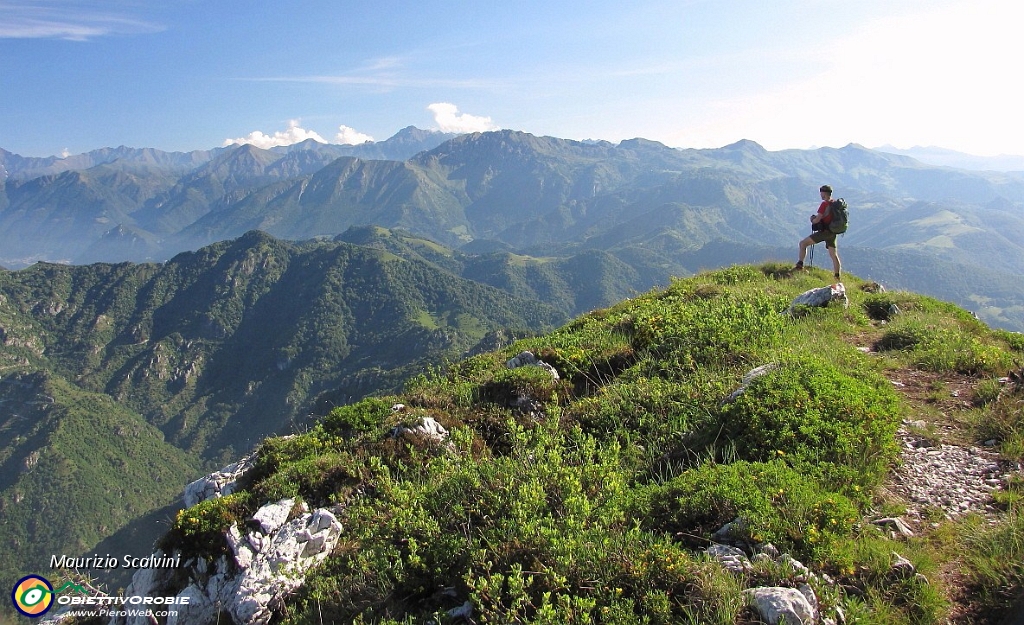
[852,329,1022,623]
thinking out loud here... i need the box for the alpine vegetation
[117,263,1023,624]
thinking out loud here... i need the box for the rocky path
[890,422,1015,524]
[880,363,1023,624]
[883,368,1020,525]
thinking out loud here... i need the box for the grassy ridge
[163,264,1023,624]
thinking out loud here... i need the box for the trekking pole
[808,242,815,268]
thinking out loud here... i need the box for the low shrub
[877,319,933,351]
[994,329,1024,353]
[252,450,361,506]
[321,396,395,436]
[822,529,947,625]
[863,293,899,321]
[959,511,1024,620]
[912,330,1009,375]
[253,429,345,474]
[566,374,709,445]
[703,265,763,285]
[709,358,901,490]
[878,319,1011,375]
[973,387,1024,461]
[639,460,860,560]
[520,320,637,394]
[974,377,1004,406]
[480,363,566,407]
[629,292,785,371]
[161,493,251,559]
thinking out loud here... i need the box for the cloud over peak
[336,125,374,145]
[221,107,490,150]
[223,120,327,149]
[428,103,497,134]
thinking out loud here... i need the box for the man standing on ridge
[794,184,842,282]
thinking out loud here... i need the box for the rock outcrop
[744,586,819,625]
[722,363,777,405]
[506,350,560,380]
[183,451,259,508]
[788,283,848,315]
[389,414,450,443]
[162,501,342,625]
[112,461,342,625]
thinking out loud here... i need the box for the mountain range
[3,127,1024,330]
[2,126,1024,618]
[874,145,1024,171]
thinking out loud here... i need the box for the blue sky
[1,0,1020,158]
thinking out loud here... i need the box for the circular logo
[11,575,54,617]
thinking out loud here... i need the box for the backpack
[828,198,849,234]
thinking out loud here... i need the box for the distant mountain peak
[390,126,449,140]
[618,137,671,150]
[722,139,767,151]
[873,145,1024,171]
[290,138,327,149]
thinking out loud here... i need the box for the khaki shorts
[809,229,838,248]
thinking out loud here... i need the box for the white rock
[506,351,539,368]
[123,497,344,625]
[706,543,751,573]
[184,451,259,507]
[121,555,177,601]
[391,416,450,442]
[301,533,327,557]
[310,509,339,533]
[780,554,811,579]
[223,505,344,624]
[448,600,474,619]
[788,283,848,315]
[166,584,216,625]
[228,524,257,568]
[252,498,295,534]
[506,350,560,380]
[872,517,915,538]
[745,586,818,625]
[891,552,917,579]
[723,365,777,403]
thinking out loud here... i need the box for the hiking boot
[794,261,804,270]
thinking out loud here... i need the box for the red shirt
[817,200,832,225]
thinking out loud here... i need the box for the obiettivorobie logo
[11,574,190,618]
[11,575,86,617]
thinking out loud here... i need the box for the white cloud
[335,125,374,145]
[427,103,497,134]
[0,2,163,40]
[223,120,327,149]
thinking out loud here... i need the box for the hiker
[794,184,842,281]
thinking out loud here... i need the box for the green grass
[962,508,1024,607]
[151,262,1024,624]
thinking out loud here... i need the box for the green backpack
[828,198,849,234]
